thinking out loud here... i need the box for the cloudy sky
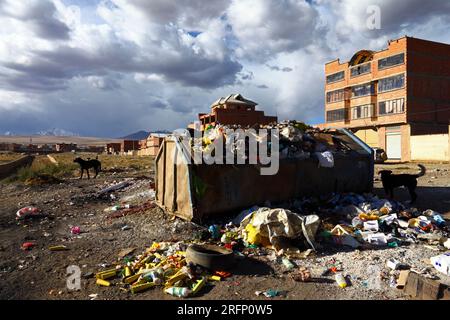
[0,0,450,137]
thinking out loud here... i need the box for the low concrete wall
[0,155,35,179]
[411,134,449,161]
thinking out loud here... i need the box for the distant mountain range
[2,128,170,140]
[36,128,80,137]
[2,128,80,137]
[119,130,170,140]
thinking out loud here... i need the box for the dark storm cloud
[0,0,71,40]
[126,0,229,28]
[266,64,293,72]
[0,40,242,92]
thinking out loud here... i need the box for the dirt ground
[0,156,449,300]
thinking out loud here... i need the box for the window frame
[351,82,375,98]
[378,53,405,71]
[326,71,345,84]
[351,104,374,120]
[350,62,371,78]
[326,108,346,122]
[326,89,346,104]
[378,97,405,116]
[378,73,405,93]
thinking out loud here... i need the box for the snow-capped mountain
[36,128,80,137]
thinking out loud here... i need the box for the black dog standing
[379,164,426,203]
[73,157,102,179]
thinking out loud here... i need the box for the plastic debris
[16,207,42,220]
[335,273,347,288]
[70,226,81,235]
[21,242,35,250]
[48,245,69,251]
[430,253,450,276]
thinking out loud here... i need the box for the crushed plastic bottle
[335,273,347,288]
[164,287,191,298]
[281,257,295,270]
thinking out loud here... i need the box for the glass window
[352,83,375,97]
[326,108,346,122]
[378,53,405,70]
[350,63,371,77]
[351,104,374,119]
[379,98,405,115]
[326,71,345,84]
[326,89,346,103]
[378,74,405,93]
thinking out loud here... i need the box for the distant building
[189,94,277,131]
[137,134,167,156]
[121,140,140,153]
[55,143,77,152]
[323,36,450,161]
[106,143,121,154]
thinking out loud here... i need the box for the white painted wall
[411,134,449,161]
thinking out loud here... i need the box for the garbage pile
[314,193,449,251]
[189,121,356,166]
[95,242,232,297]
[94,192,449,298]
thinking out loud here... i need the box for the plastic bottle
[430,214,446,228]
[335,273,347,288]
[142,271,162,285]
[281,257,295,270]
[165,287,191,298]
[208,225,220,239]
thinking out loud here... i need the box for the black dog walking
[73,157,102,179]
[379,164,426,203]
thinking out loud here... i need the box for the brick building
[106,143,121,154]
[191,94,277,130]
[137,134,166,156]
[55,143,77,152]
[121,140,139,153]
[323,36,450,161]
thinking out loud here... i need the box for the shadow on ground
[230,256,274,276]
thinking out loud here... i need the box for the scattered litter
[21,242,35,250]
[255,289,280,298]
[291,267,311,282]
[335,273,348,288]
[430,253,450,276]
[16,207,43,220]
[70,226,81,235]
[97,181,132,196]
[49,245,69,251]
[105,202,155,219]
[88,293,98,300]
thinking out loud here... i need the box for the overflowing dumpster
[155,125,374,222]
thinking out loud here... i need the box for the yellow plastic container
[131,282,155,294]
[191,277,206,295]
[96,270,117,280]
[96,279,111,287]
[208,275,221,281]
[123,273,141,284]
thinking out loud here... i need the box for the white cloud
[227,0,321,61]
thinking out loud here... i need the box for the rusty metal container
[155,128,374,222]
